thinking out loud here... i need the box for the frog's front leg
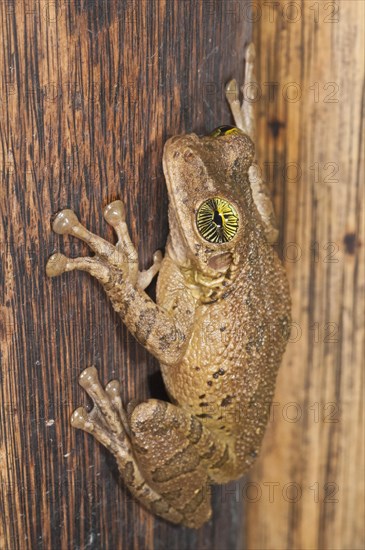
[46,200,190,365]
[225,42,256,141]
[247,164,279,243]
[71,366,218,528]
[226,43,279,244]
[46,200,159,287]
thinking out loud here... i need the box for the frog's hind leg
[72,367,214,528]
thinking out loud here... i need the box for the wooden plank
[0,1,252,549]
[246,2,364,549]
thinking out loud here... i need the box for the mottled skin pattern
[46,45,291,528]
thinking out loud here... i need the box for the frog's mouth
[207,252,232,272]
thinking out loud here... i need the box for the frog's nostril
[183,149,194,162]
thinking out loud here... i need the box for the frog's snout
[165,133,199,148]
[167,135,184,145]
[164,134,201,166]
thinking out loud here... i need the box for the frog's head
[163,126,255,277]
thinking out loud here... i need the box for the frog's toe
[225,78,239,103]
[153,250,163,264]
[52,209,80,235]
[46,253,69,277]
[103,200,139,275]
[70,406,90,430]
[105,378,122,396]
[46,254,111,283]
[245,42,255,63]
[77,367,130,438]
[48,201,139,284]
[103,200,126,225]
[104,379,130,431]
[70,399,120,448]
[137,249,163,290]
[71,401,130,458]
[51,206,117,259]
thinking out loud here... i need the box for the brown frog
[46,44,291,528]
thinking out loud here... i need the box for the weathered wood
[246,2,364,549]
[0,1,252,549]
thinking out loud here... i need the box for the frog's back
[157,235,291,478]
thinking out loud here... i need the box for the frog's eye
[209,125,243,138]
[196,198,239,243]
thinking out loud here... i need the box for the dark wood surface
[0,1,251,549]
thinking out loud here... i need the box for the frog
[46,44,291,529]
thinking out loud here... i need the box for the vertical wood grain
[0,1,251,549]
[246,1,364,549]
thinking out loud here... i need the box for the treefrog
[46,44,291,528]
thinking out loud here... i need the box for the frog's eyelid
[209,125,243,138]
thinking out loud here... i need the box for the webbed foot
[71,367,210,528]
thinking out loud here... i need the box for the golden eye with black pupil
[209,125,243,138]
[196,198,239,243]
